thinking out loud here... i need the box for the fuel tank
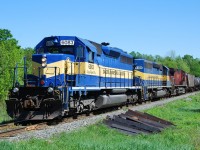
[155,90,167,98]
[95,94,127,109]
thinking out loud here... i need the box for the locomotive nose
[32,54,69,87]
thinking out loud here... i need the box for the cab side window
[37,48,44,54]
[76,45,84,58]
[87,47,94,63]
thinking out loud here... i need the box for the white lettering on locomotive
[60,40,74,45]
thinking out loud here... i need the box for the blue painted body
[33,36,133,87]
[133,59,171,87]
[28,36,171,110]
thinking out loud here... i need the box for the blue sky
[1,0,200,58]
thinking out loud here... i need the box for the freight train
[5,36,200,122]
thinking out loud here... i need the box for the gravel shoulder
[2,91,199,142]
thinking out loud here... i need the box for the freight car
[169,68,198,94]
[5,36,199,123]
[169,68,187,95]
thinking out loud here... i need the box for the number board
[60,40,74,45]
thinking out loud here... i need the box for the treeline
[0,29,33,101]
[130,51,200,77]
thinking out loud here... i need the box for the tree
[0,29,24,101]
[154,55,163,64]
[161,56,178,69]
[176,56,190,73]
[169,50,176,60]
[0,29,13,41]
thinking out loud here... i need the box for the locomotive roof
[134,59,155,64]
[77,37,97,53]
[35,36,133,58]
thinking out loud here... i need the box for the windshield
[42,46,74,54]
[47,46,74,54]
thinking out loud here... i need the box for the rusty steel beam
[103,110,174,136]
[104,119,147,134]
[125,110,171,128]
[118,114,161,132]
[131,110,174,126]
[112,115,151,133]
[125,112,168,129]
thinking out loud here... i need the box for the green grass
[1,94,200,150]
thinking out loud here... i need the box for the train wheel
[89,102,95,111]
[77,103,84,113]
[148,92,153,101]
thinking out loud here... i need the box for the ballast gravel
[2,92,199,142]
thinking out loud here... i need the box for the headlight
[47,87,54,93]
[41,62,47,67]
[42,57,47,62]
[13,87,19,93]
[41,56,47,68]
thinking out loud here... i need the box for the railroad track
[0,122,47,138]
[0,122,14,129]
[0,122,17,134]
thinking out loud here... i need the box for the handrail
[71,62,73,88]
[12,57,63,88]
[38,66,59,87]
[24,57,27,87]
[12,66,27,87]
[105,68,106,87]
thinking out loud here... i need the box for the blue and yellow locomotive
[133,59,171,99]
[6,36,171,122]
